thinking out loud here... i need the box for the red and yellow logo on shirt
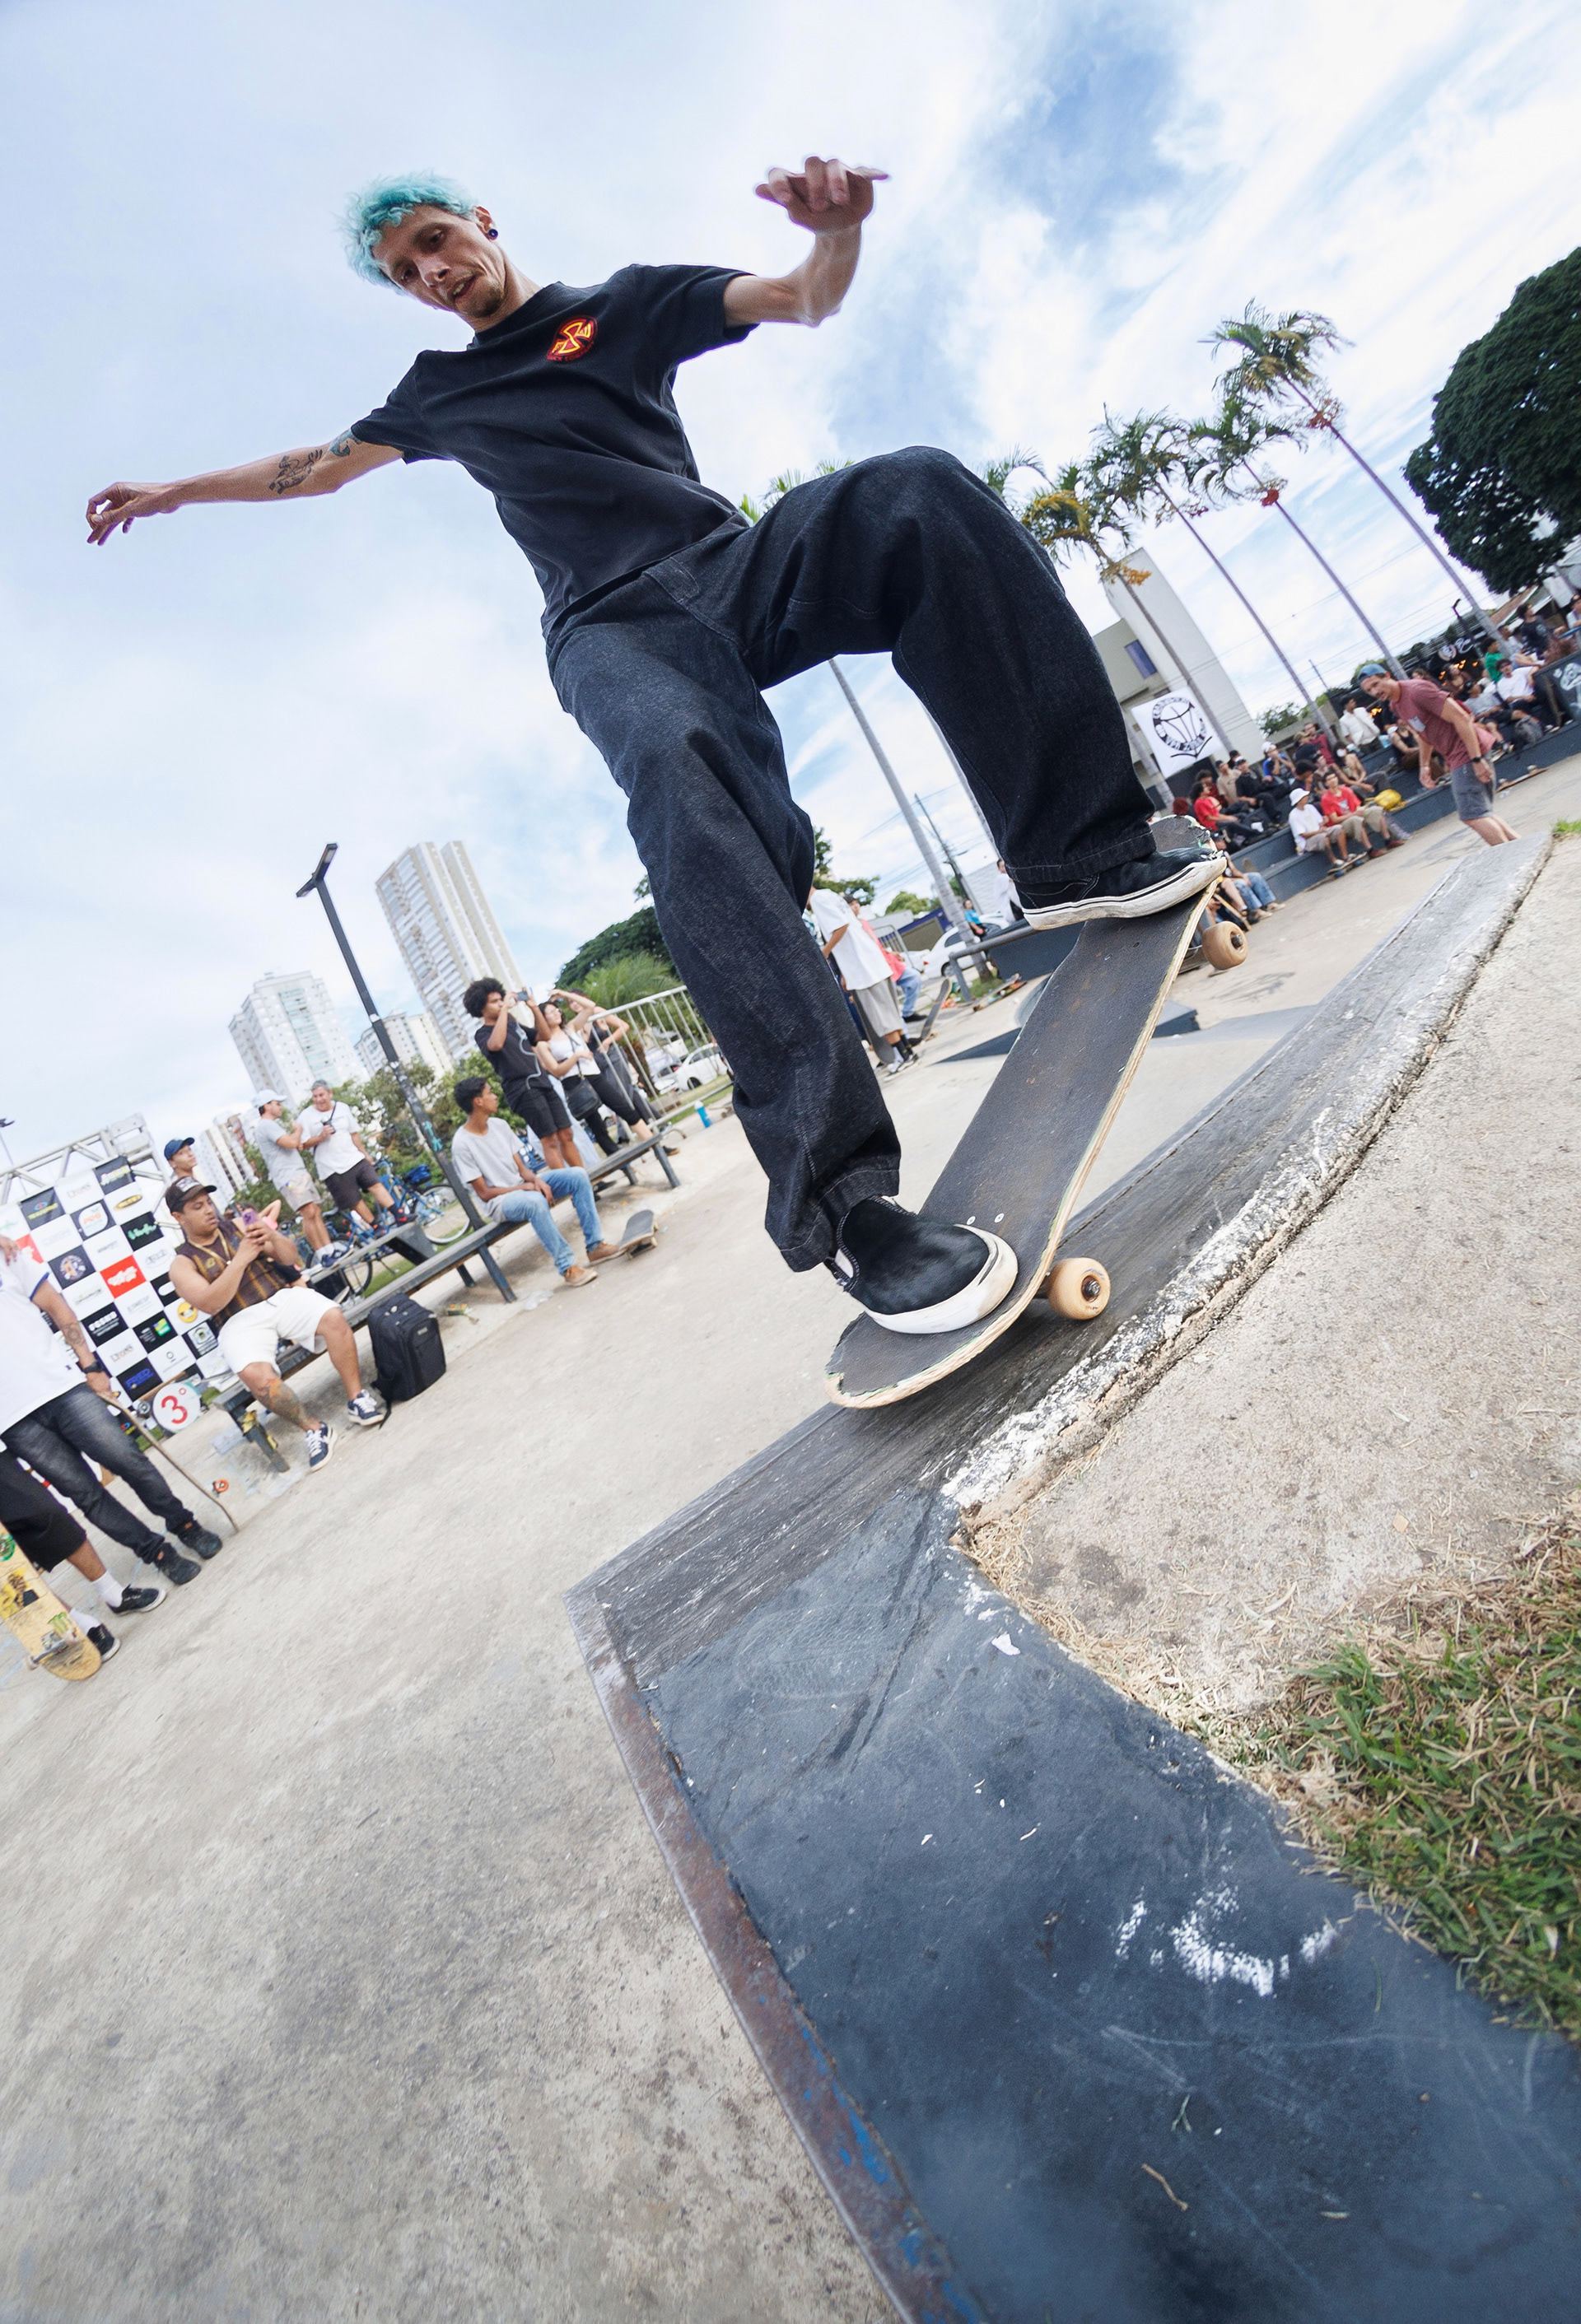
[547,316,598,363]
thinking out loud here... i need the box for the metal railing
[599,984,717,1104]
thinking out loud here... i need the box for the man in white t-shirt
[1288,785,1355,878]
[254,1092,330,1250]
[296,1082,395,1227]
[450,1081,618,1285]
[1336,698,1378,755]
[808,886,912,1077]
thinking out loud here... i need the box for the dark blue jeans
[3,1384,194,1559]
[550,446,1150,1269]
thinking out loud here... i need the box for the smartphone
[240,1209,258,1226]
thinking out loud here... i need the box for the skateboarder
[85,159,1216,1339]
[1358,665,1518,847]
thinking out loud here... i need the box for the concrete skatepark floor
[1,753,1577,2322]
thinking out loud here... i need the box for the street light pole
[295,844,516,1303]
[828,661,970,935]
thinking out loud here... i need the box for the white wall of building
[355,1010,455,1078]
[1101,556,1264,761]
[376,842,523,1060]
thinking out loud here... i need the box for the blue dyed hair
[340,172,478,287]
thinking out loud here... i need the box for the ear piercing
[486,227,499,239]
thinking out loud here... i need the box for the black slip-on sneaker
[1018,845,1220,930]
[86,1623,121,1661]
[830,1196,1016,1337]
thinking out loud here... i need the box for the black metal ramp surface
[567,839,1579,2322]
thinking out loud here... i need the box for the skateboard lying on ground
[617,1209,658,1257]
[0,1529,100,1681]
[825,875,1219,1410]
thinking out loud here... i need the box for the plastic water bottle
[697,1102,711,1128]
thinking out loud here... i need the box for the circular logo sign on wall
[150,1380,202,1433]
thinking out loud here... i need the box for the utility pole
[828,661,969,935]
[295,845,516,1303]
[924,712,997,848]
[914,792,974,912]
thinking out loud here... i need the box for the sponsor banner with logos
[2,1153,227,1395]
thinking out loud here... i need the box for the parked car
[652,1042,725,1093]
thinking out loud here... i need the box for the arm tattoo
[254,1377,310,1430]
[58,1309,96,1367]
[269,446,325,495]
[329,432,357,457]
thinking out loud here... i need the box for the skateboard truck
[1043,1257,1110,1320]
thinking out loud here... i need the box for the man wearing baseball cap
[1357,664,1518,847]
[165,1180,383,1473]
[162,1134,198,1177]
[251,1093,331,1252]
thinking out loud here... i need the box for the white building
[229,969,364,1101]
[355,1010,455,1079]
[375,842,523,1060]
[1100,553,1264,767]
[194,1117,251,1197]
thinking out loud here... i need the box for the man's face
[312,1087,333,1114]
[179,1192,220,1237]
[479,1086,499,1118]
[480,990,504,1022]
[1360,675,1394,704]
[170,1144,195,1176]
[261,1101,282,1120]
[373,204,511,324]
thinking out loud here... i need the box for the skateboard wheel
[1046,1258,1110,1320]
[1201,922,1247,970]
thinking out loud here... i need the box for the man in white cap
[1287,783,1356,878]
[252,1093,331,1251]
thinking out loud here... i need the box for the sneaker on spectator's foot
[585,1242,623,1263]
[346,1391,385,1429]
[85,1623,120,1662]
[170,1516,222,1559]
[1018,845,1220,931]
[305,1423,337,1471]
[116,1584,166,1615]
[829,1196,1016,1337]
[560,1264,599,1288]
[142,1541,201,1586]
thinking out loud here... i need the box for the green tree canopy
[1405,249,1581,595]
[884,889,940,917]
[809,824,878,906]
[557,905,678,991]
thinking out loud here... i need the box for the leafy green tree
[809,824,879,906]
[1257,703,1303,738]
[557,905,678,990]
[1404,249,1581,594]
[574,951,677,1007]
[884,888,939,916]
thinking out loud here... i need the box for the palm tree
[1086,411,1339,739]
[1207,303,1500,645]
[984,452,1213,731]
[1191,390,1406,681]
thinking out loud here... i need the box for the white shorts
[217,1285,338,1376]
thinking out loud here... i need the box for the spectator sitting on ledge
[450,1078,619,1288]
[1289,782,1358,878]
[1318,775,1401,856]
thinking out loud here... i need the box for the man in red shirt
[1358,664,1517,846]
[1318,779,1399,856]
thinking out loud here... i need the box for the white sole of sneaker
[307,1431,338,1472]
[1020,850,1220,930]
[865,1229,1018,1336]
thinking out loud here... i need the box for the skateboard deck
[0,1529,100,1681]
[618,1209,658,1255]
[826,889,1215,1409]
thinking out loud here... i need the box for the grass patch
[1233,1514,1581,2037]
[1555,819,1581,839]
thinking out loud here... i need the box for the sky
[3,0,1578,1163]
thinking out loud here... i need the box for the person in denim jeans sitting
[450,1080,619,1288]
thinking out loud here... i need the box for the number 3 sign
[151,1381,202,1433]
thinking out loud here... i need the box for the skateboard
[825,878,1218,1409]
[0,1529,100,1681]
[618,1209,658,1256]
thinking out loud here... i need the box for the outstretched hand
[755,156,887,235]
[86,481,182,546]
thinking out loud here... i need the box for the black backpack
[367,1292,446,1404]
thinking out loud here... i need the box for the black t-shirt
[352,265,756,636]
[475,1016,543,1097]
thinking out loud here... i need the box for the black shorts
[325,1157,380,1209]
[503,1078,571,1139]
[0,1454,86,1571]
